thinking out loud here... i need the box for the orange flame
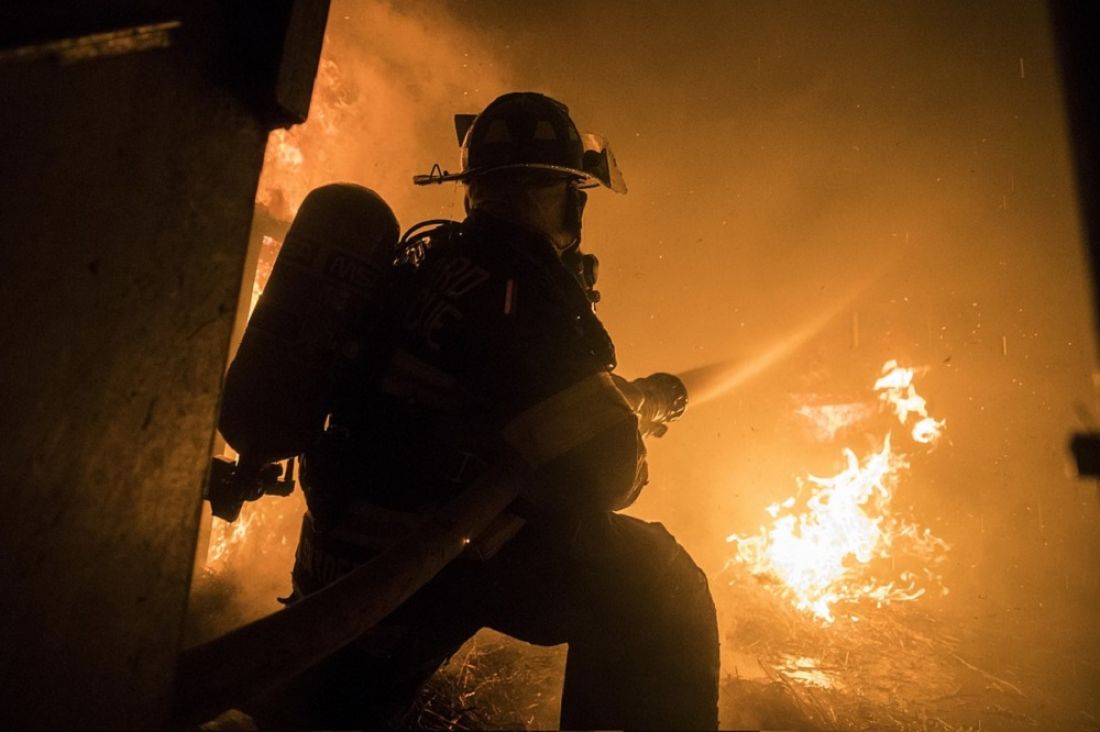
[726,361,948,623]
[873,360,945,444]
[206,508,259,567]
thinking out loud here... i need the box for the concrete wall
[0,2,326,727]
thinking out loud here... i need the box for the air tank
[219,183,400,464]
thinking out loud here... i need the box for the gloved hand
[612,372,689,437]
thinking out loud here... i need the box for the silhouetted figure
[240,92,718,730]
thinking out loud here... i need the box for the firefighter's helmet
[414,92,627,193]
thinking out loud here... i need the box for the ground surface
[187,513,1100,731]
[399,570,1099,731]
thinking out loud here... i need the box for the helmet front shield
[579,132,627,194]
[414,92,627,194]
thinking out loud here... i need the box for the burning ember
[726,361,948,623]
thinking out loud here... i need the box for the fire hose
[175,359,797,722]
[176,373,689,722]
[175,458,524,723]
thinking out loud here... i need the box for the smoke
[675,279,871,408]
[256,0,515,228]
[190,1,1100,726]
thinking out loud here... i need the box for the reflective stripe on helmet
[501,371,636,467]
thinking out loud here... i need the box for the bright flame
[205,234,285,569]
[873,360,945,444]
[271,131,304,169]
[206,509,259,566]
[726,361,948,623]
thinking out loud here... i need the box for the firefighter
[257,92,719,730]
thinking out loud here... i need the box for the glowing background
[189,2,1100,728]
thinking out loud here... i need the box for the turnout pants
[252,511,719,730]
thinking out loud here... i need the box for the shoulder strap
[394,219,463,270]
